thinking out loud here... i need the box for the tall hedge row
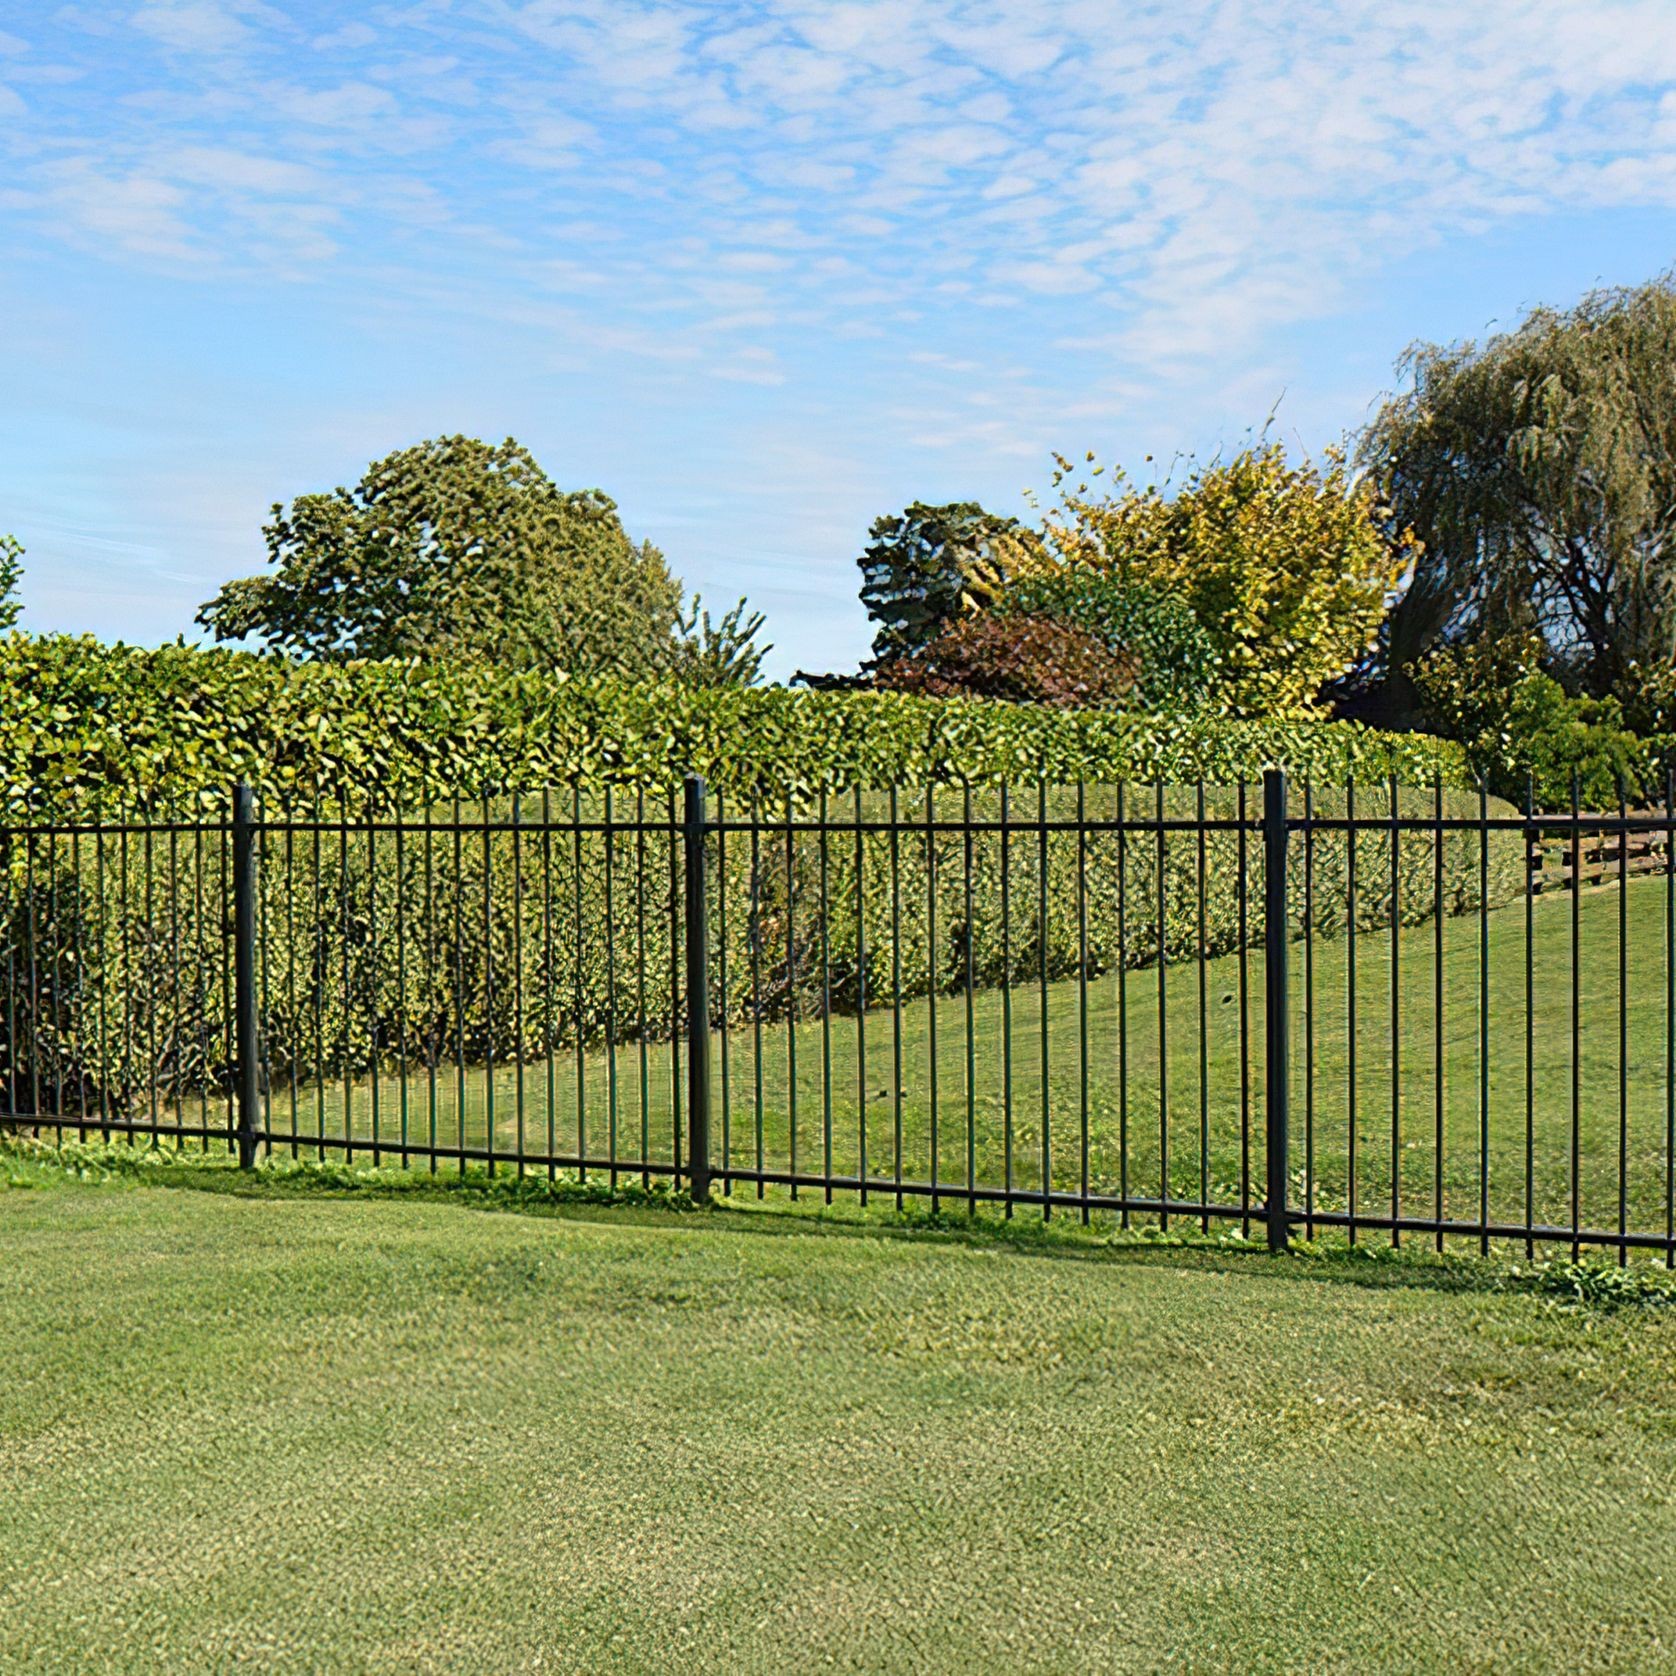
[0,635,1471,815]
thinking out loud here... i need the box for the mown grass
[3,1151,1675,1673]
[204,871,1676,1257]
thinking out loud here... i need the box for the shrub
[993,572,1218,709]
[1411,634,1656,807]
[0,636,1472,819]
[874,614,1140,708]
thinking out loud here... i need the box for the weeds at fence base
[9,1134,1676,1311]
[0,1136,699,1215]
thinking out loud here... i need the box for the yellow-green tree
[1038,444,1411,717]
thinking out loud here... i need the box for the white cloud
[129,1,258,55]
[36,159,197,259]
[12,0,1676,674]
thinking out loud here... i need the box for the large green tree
[1358,276,1676,708]
[198,436,687,675]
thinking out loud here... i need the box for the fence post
[231,782,261,1170]
[682,775,712,1204]
[1263,768,1291,1252]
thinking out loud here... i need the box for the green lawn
[3,1159,1675,1672]
[240,873,1676,1256]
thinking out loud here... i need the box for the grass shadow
[10,1134,1673,1310]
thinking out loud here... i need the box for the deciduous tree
[1039,445,1406,717]
[198,435,685,676]
[857,501,1041,660]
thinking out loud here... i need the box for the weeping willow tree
[1358,277,1676,710]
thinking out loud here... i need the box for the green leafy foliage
[1038,444,1408,717]
[994,571,1218,709]
[0,535,21,633]
[668,596,770,688]
[0,636,1471,816]
[1411,633,1656,806]
[857,501,1039,659]
[873,613,1140,708]
[197,435,685,676]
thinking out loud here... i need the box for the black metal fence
[4,773,1674,1264]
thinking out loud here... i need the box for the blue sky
[3,1,1675,679]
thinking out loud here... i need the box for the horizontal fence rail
[3,772,1674,1265]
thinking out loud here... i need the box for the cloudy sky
[3,1,1675,677]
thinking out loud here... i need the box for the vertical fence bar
[1076,780,1090,1224]
[888,785,904,1212]
[339,802,352,1163]
[143,815,157,1142]
[961,781,974,1215]
[1618,773,1629,1267]
[787,785,800,1200]
[232,783,261,1171]
[856,785,870,1206]
[1433,776,1445,1251]
[715,788,730,1194]
[1263,769,1290,1253]
[1346,777,1358,1244]
[284,815,297,1156]
[570,783,585,1180]
[667,787,684,1184]
[821,788,834,1205]
[1001,781,1014,1217]
[750,792,765,1198]
[1667,764,1675,1269]
[1116,783,1130,1226]
[1570,770,1582,1260]
[1195,778,1209,1232]
[683,776,712,1204]
[165,824,179,1144]
[1237,779,1251,1238]
[1037,777,1050,1219]
[368,799,381,1169]
[604,787,618,1184]
[96,811,110,1142]
[540,790,553,1175]
[636,790,650,1187]
[24,810,39,1128]
[1388,775,1401,1247]
[1156,780,1169,1228]
[481,794,495,1177]
[1525,773,1535,1258]
[926,784,940,1215]
[1478,778,1491,1257]
[1302,780,1315,1240]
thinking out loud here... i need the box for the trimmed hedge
[0,635,1471,815]
[3,785,1522,1119]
